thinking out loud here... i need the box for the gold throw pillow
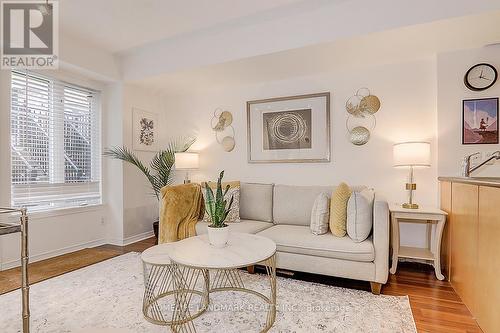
[329,182,352,237]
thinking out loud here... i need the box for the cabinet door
[450,183,478,314]
[476,186,500,333]
[440,181,452,280]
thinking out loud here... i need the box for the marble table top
[140,242,173,266]
[168,232,276,269]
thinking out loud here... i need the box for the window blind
[10,70,101,210]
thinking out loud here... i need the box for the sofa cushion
[195,219,273,235]
[257,225,374,262]
[273,184,367,226]
[273,185,333,226]
[239,183,273,222]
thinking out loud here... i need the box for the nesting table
[141,232,277,333]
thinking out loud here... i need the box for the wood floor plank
[0,238,482,332]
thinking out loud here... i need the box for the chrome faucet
[463,151,500,177]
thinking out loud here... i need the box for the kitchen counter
[438,176,500,188]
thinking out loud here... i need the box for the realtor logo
[1,0,59,69]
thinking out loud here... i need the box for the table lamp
[174,152,199,184]
[393,142,430,209]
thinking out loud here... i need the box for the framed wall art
[247,92,330,163]
[462,97,498,145]
[132,108,159,151]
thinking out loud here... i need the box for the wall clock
[464,63,498,91]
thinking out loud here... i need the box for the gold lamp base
[402,170,419,209]
[402,203,419,209]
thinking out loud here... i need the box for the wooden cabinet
[476,186,500,333]
[440,180,500,333]
[450,183,478,314]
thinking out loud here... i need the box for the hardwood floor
[0,237,481,333]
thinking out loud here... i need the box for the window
[10,70,101,210]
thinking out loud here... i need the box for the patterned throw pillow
[329,182,352,237]
[310,192,330,235]
[202,181,241,223]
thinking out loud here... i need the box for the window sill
[0,204,105,223]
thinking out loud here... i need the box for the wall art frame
[247,92,331,163]
[462,97,499,145]
[132,108,159,151]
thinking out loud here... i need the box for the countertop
[438,176,500,188]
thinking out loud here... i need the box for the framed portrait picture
[462,98,499,145]
[247,92,330,163]
[132,108,159,151]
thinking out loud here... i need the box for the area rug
[1,252,417,333]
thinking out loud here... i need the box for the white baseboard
[1,238,106,271]
[106,230,154,246]
[122,230,154,246]
[0,230,154,271]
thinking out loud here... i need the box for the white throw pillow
[347,188,375,242]
[310,193,330,235]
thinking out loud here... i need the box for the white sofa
[196,183,390,294]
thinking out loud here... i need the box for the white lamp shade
[393,142,431,167]
[174,152,199,170]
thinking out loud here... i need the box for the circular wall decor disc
[221,136,235,152]
[346,95,363,116]
[349,126,370,145]
[220,111,233,126]
[212,111,233,132]
[360,95,381,114]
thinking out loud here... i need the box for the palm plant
[203,171,234,228]
[103,137,195,200]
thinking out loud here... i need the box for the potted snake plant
[204,171,234,248]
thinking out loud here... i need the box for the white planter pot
[207,225,230,248]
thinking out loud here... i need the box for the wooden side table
[389,204,447,280]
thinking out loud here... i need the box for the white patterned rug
[1,252,416,333]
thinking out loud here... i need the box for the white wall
[438,46,500,177]
[102,82,125,244]
[160,57,439,247]
[121,84,163,240]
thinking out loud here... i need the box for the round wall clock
[464,63,498,91]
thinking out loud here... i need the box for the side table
[389,204,447,280]
[0,207,30,332]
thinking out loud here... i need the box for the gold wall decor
[211,108,235,152]
[345,88,381,146]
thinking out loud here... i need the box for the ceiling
[132,11,500,94]
[57,1,500,82]
[60,0,305,53]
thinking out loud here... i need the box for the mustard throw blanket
[158,183,204,244]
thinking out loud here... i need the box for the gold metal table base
[1,207,30,333]
[142,262,209,326]
[171,254,277,333]
[143,253,277,333]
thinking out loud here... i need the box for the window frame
[10,70,102,212]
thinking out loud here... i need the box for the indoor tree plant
[104,137,195,240]
[204,170,234,247]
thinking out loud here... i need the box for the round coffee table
[168,232,277,333]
